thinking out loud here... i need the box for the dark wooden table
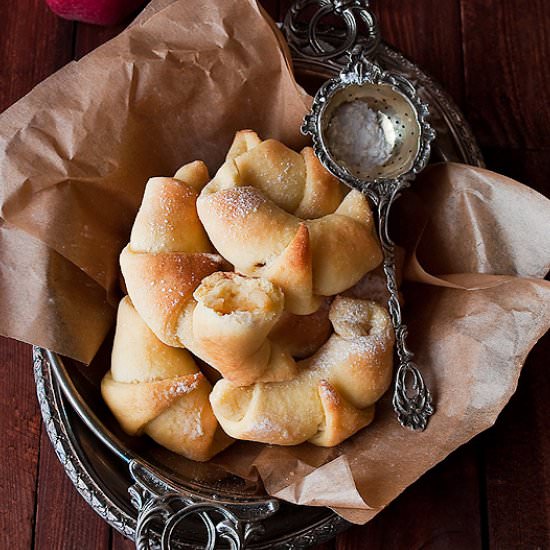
[1,1,549,548]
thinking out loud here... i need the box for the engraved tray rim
[33,43,484,549]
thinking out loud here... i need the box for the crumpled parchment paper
[0,0,549,525]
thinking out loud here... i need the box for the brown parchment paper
[1,0,550,525]
[0,0,309,361]
[210,163,550,523]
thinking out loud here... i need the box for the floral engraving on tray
[33,347,136,539]
[129,460,275,550]
[34,346,351,548]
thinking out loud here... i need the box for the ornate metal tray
[33,6,483,549]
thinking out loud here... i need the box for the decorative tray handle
[283,0,380,64]
[129,461,278,549]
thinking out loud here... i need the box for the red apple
[45,0,146,26]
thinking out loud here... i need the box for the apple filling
[194,272,283,317]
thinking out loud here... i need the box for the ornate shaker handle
[290,0,435,431]
[375,188,434,431]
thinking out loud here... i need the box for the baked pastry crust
[112,131,395,454]
[270,298,332,359]
[101,296,232,461]
[210,297,394,447]
[196,130,383,314]
[120,166,298,386]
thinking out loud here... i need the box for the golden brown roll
[209,297,394,447]
[101,297,233,461]
[189,271,298,385]
[116,135,395,454]
[120,160,223,345]
[120,164,297,386]
[269,298,332,359]
[196,130,384,315]
[344,246,406,305]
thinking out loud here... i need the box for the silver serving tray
[33,36,483,550]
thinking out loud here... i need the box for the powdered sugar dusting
[145,254,224,308]
[163,372,201,399]
[143,181,197,243]
[220,187,264,219]
[276,160,292,182]
[318,380,339,405]
[248,417,289,439]
[347,334,391,355]
[327,101,396,175]
[167,403,206,440]
[154,193,178,236]
[185,408,205,439]
[335,300,371,325]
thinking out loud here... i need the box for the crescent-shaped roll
[120,165,298,386]
[120,168,226,348]
[101,297,233,462]
[210,297,395,447]
[269,298,332,359]
[196,130,384,314]
[344,246,406,305]
[189,271,298,385]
